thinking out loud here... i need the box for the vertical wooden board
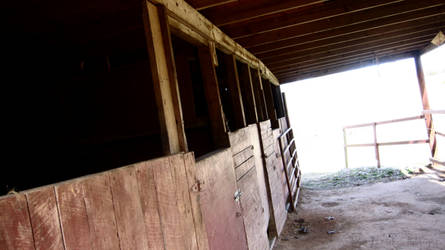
[183,153,210,250]
[247,125,271,226]
[56,180,92,250]
[195,149,248,250]
[238,168,269,250]
[223,54,246,129]
[109,167,149,250]
[263,81,278,128]
[26,187,64,250]
[152,157,187,250]
[229,125,271,222]
[198,46,229,148]
[82,174,120,250]
[143,1,183,154]
[265,155,287,235]
[250,68,266,121]
[0,194,35,250]
[135,161,166,250]
[237,62,258,124]
[260,123,287,235]
[169,154,198,250]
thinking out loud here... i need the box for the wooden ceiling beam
[277,52,416,83]
[268,38,433,73]
[249,7,445,54]
[201,0,325,26]
[186,0,237,10]
[237,0,445,48]
[224,0,401,39]
[272,42,430,77]
[255,15,445,57]
[264,30,438,67]
[261,24,445,62]
[273,43,427,77]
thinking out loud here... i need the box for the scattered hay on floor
[302,167,408,190]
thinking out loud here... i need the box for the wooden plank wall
[0,153,209,250]
[195,149,248,250]
[258,120,288,237]
[229,125,271,250]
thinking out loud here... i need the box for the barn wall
[0,153,209,250]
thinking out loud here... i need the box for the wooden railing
[278,127,301,211]
[343,115,430,168]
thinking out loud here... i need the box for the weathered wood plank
[229,125,271,228]
[222,53,246,129]
[235,156,256,182]
[143,1,186,154]
[233,146,254,167]
[198,46,230,148]
[169,154,199,250]
[237,62,258,125]
[135,161,166,250]
[0,194,35,250]
[183,153,210,250]
[152,157,187,250]
[251,68,267,121]
[195,149,248,250]
[82,174,120,250]
[263,82,279,128]
[109,167,149,250]
[56,180,92,250]
[26,187,64,250]
[238,168,269,250]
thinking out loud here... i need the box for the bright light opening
[282,45,444,173]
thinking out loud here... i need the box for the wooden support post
[251,68,267,121]
[237,62,259,125]
[282,93,290,128]
[343,128,349,169]
[259,75,269,121]
[143,1,187,154]
[414,53,436,157]
[198,46,230,148]
[373,123,381,168]
[263,80,279,128]
[222,54,246,129]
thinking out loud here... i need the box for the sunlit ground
[282,44,445,173]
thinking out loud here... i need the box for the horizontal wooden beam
[258,20,445,60]
[149,0,279,85]
[224,0,401,39]
[274,43,426,78]
[201,0,325,26]
[267,32,441,72]
[277,52,416,83]
[346,139,429,148]
[270,42,431,77]
[344,115,424,129]
[237,0,444,48]
[249,7,445,54]
[186,0,237,10]
[273,42,426,77]
[266,30,437,68]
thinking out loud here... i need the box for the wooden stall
[2,0,298,249]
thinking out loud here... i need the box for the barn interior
[1,0,444,249]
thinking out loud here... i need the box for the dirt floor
[275,172,445,250]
